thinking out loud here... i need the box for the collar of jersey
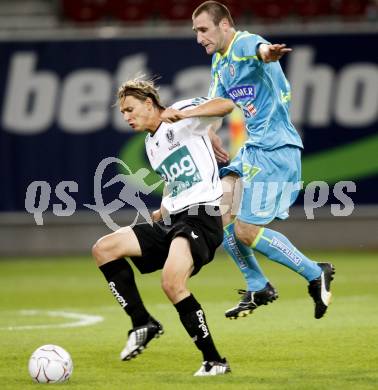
[220,31,240,60]
[149,121,164,138]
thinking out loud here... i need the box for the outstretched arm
[161,98,235,123]
[258,43,292,63]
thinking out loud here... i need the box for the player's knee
[234,222,258,247]
[221,210,233,226]
[91,240,104,266]
[161,275,185,302]
[160,276,175,299]
[92,237,113,266]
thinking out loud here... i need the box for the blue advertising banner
[0,33,377,216]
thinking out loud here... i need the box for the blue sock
[223,223,268,291]
[252,228,321,281]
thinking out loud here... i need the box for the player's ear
[145,97,154,110]
[219,17,229,29]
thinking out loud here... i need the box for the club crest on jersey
[227,85,256,102]
[229,64,235,77]
[166,128,175,143]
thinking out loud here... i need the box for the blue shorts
[219,145,302,225]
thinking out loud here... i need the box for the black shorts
[130,205,223,276]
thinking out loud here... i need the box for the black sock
[174,294,222,362]
[99,259,150,328]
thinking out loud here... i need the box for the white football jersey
[145,97,223,214]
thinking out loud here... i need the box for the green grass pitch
[0,251,377,389]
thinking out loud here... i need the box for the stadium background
[0,0,377,255]
[0,1,377,389]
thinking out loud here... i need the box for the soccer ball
[28,344,73,383]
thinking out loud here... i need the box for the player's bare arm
[151,186,169,222]
[161,98,234,123]
[151,208,162,222]
[160,107,186,123]
[208,126,229,163]
[258,43,292,63]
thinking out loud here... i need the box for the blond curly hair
[117,78,165,110]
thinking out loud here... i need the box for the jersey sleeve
[174,97,220,136]
[239,33,270,58]
[190,115,219,136]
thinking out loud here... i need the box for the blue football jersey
[209,31,303,150]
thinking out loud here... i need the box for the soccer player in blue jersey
[192,1,335,319]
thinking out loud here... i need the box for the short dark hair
[117,78,165,110]
[192,1,234,27]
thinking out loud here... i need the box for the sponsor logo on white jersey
[157,146,202,197]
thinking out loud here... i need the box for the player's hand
[209,129,229,163]
[151,209,162,222]
[160,108,186,123]
[259,43,292,63]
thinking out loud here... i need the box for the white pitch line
[1,310,104,331]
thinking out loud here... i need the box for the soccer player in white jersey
[192,1,335,320]
[92,78,234,376]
